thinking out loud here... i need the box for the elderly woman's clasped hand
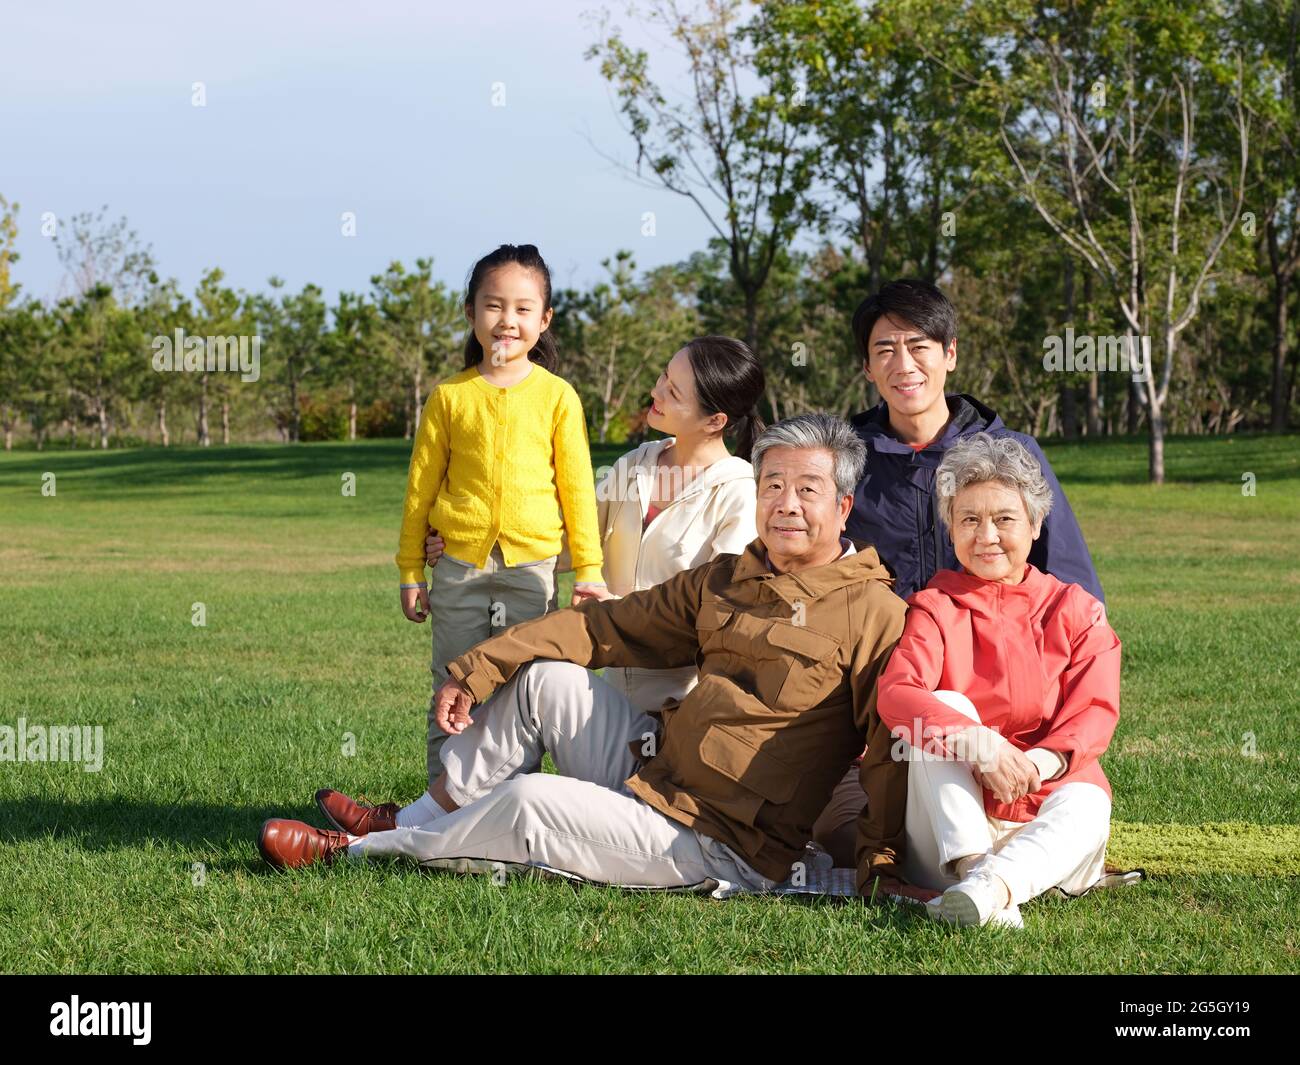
[971,741,1042,805]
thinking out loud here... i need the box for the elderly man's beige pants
[900,690,1111,903]
[351,660,778,891]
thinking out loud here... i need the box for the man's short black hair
[851,279,958,361]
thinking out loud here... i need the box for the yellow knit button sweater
[395,362,604,585]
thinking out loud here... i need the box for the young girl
[381,243,605,827]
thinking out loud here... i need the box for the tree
[1243,0,1300,431]
[136,276,190,446]
[934,0,1252,481]
[62,284,142,448]
[368,260,462,438]
[0,195,19,312]
[587,0,817,359]
[254,279,328,444]
[327,291,379,441]
[52,205,156,304]
[192,269,249,445]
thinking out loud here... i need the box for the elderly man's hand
[976,744,1042,804]
[434,678,475,735]
[571,582,616,607]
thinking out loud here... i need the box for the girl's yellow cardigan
[395,363,604,586]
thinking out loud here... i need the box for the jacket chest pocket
[763,622,842,710]
[697,603,841,710]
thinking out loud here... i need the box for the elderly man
[258,414,909,894]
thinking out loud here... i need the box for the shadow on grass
[0,441,412,490]
[0,797,322,850]
[1036,431,1300,486]
[3,433,1296,491]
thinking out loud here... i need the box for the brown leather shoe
[315,789,399,835]
[259,819,351,870]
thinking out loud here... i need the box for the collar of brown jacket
[728,535,897,601]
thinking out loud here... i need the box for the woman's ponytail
[733,406,767,464]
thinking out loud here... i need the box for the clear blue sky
[1,1,717,305]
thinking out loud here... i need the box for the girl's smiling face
[467,262,553,366]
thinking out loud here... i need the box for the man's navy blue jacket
[846,394,1104,603]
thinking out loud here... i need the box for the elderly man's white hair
[935,432,1055,530]
[750,413,867,500]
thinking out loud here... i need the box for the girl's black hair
[462,244,559,373]
[680,335,767,463]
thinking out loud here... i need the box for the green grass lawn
[1,433,1297,973]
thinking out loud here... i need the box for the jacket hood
[619,437,755,497]
[849,393,1006,453]
[730,535,895,599]
[924,563,1058,616]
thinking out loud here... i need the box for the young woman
[584,335,766,715]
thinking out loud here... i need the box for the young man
[811,278,1104,866]
[845,278,1102,602]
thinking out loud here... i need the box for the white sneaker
[932,868,1024,929]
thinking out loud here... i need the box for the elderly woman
[876,432,1120,928]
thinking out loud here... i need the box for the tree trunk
[1085,373,1100,437]
[1060,256,1078,440]
[1126,380,1141,435]
[288,364,301,443]
[158,398,169,447]
[1060,385,1077,440]
[1144,330,1173,485]
[1270,270,1291,432]
[349,398,357,441]
[743,288,759,361]
[407,365,421,441]
[221,401,230,445]
[198,374,211,447]
[1148,401,1166,484]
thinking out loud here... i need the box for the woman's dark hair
[681,335,767,463]
[851,279,957,363]
[462,244,559,373]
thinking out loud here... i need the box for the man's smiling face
[864,313,956,418]
[756,446,853,574]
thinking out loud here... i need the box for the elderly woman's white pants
[901,690,1112,905]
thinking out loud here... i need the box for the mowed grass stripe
[1108,821,1300,877]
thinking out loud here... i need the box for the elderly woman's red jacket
[877,563,1121,823]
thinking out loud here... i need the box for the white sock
[395,790,451,828]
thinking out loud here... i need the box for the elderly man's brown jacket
[446,536,908,888]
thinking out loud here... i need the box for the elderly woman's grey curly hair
[935,433,1054,530]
